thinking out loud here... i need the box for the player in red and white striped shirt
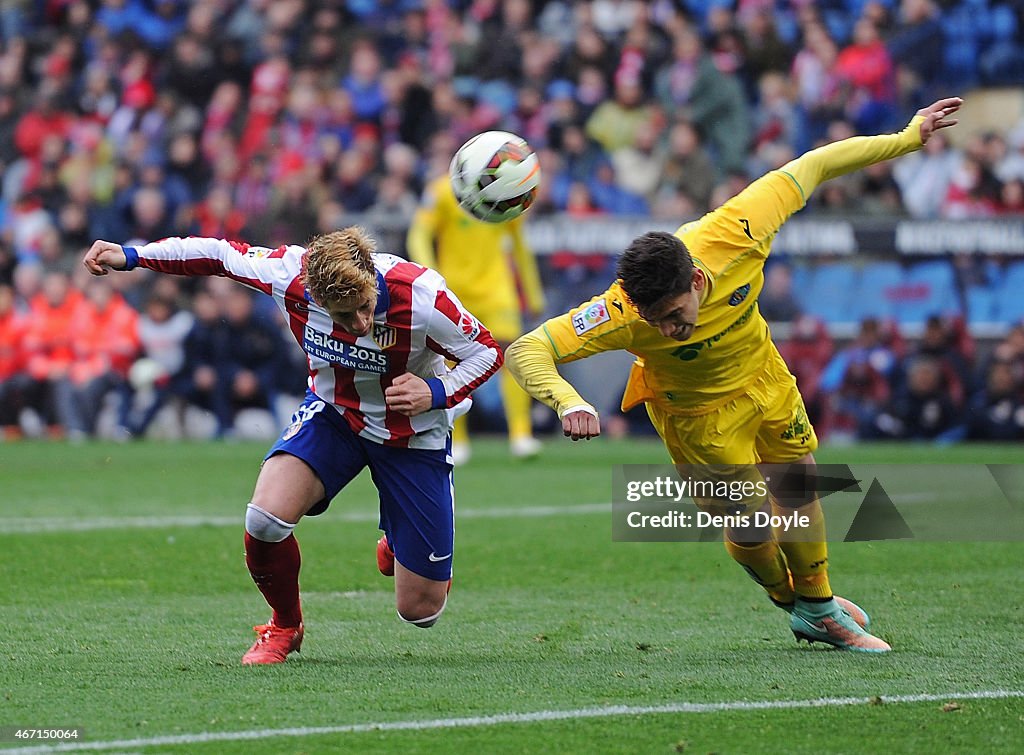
[83,227,503,664]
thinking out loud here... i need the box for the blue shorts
[265,392,455,581]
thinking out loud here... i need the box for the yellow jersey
[406,175,544,316]
[533,170,790,416]
[507,116,926,418]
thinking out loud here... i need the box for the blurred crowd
[1,0,1024,441]
[604,311,1024,443]
[780,314,1024,443]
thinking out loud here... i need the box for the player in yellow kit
[408,173,546,464]
[507,97,963,652]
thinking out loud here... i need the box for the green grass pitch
[1,438,1022,753]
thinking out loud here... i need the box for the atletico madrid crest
[373,324,397,349]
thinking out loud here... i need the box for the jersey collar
[374,270,390,316]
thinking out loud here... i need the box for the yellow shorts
[645,349,817,515]
[645,347,818,467]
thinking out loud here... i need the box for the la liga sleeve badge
[571,299,611,335]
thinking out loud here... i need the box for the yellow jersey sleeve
[504,331,590,417]
[782,115,924,199]
[505,283,638,417]
[681,114,926,266]
[538,284,637,363]
[681,171,805,261]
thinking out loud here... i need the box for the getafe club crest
[373,323,397,349]
[729,283,751,306]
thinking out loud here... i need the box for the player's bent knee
[244,503,295,543]
[397,594,447,629]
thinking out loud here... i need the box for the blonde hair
[302,227,377,305]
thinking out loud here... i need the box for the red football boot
[241,622,304,665]
[376,535,395,577]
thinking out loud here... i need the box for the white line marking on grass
[3,493,974,535]
[0,503,611,534]
[3,690,1022,754]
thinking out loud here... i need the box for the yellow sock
[452,414,469,446]
[724,537,794,605]
[773,497,832,599]
[499,368,533,441]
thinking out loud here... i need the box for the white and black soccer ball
[449,130,540,223]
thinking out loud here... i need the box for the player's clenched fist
[562,408,600,441]
[83,240,127,275]
[385,372,433,417]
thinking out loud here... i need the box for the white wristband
[559,404,599,420]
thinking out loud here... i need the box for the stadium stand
[994,257,1024,323]
[0,0,1022,442]
[898,259,961,325]
[857,260,904,322]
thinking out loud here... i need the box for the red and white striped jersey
[123,237,503,450]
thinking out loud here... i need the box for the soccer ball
[449,131,540,223]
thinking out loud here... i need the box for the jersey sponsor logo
[728,283,751,306]
[612,299,624,313]
[671,342,704,361]
[373,324,397,349]
[739,218,753,240]
[303,324,390,373]
[670,302,756,361]
[458,313,481,340]
[572,299,611,335]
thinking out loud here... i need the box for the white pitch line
[0,493,993,534]
[3,690,1022,754]
[0,503,611,534]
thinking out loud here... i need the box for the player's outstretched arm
[505,330,601,441]
[82,240,127,275]
[85,236,294,296]
[783,96,962,200]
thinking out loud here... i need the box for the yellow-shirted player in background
[507,97,962,652]
[408,172,546,464]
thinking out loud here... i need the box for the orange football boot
[791,600,891,652]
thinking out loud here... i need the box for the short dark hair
[616,231,694,313]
